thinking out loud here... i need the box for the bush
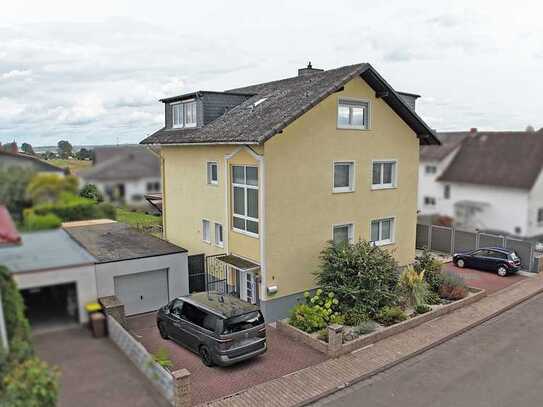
[26,173,78,204]
[343,305,369,327]
[425,290,441,305]
[151,348,173,370]
[398,265,429,307]
[80,184,103,203]
[2,357,59,407]
[376,306,408,326]
[32,192,116,222]
[289,290,343,333]
[95,202,116,220]
[315,240,400,318]
[317,329,329,343]
[0,167,33,222]
[23,211,62,231]
[354,320,378,335]
[438,272,468,300]
[415,304,432,314]
[414,249,443,293]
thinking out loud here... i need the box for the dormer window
[172,100,197,128]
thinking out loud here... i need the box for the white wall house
[420,129,543,239]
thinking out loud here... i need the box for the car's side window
[170,300,183,318]
[472,250,484,257]
[181,302,208,328]
[492,251,507,259]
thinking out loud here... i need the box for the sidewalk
[201,274,543,407]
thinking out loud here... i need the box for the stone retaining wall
[278,287,486,357]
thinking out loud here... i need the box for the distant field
[48,159,92,174]
[116,208,162,227]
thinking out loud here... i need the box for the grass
[48,159,92,174]
[116,208,162,227]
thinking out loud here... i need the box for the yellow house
[141,63,439,321]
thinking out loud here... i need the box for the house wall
[87,176,161,207]
[418,149,459,214]
[95,252,189,303]
[527,171,543,237]
[439,182,529,236]
[12,264,97,323]
[262,76,420,306]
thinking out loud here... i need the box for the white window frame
[337,98,370,130]
[370,217,395,246]
[371,160,398,190]
[332,160,356,193]
[232,165,259,238]
[214,222,224,247]
[206,161,219,185]
[171,99,197,129]
[424,196,436,206]
[538,208,543,224]
[332,223,354,245]
[425,165,437,175]
[444,184,451,199]
[202,219,211,243]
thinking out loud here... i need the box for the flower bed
[277,287,486,357]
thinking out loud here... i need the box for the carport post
[0,291,8,352]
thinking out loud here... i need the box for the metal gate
[205,254,230,294]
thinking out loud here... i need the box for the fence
[416,223,538,272]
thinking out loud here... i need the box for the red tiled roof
[0,206,21,246]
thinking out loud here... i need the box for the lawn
[116,208,162,227]
[48,159,92,174]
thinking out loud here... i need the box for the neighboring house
[418,130,472,214]
[420,130,543,238]
[80,146,161,208]
[0,150,64,174]
[141,62,438,321]
[0,219,189,331]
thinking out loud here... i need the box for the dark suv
[453,247,521,276]
[157,292,266,367]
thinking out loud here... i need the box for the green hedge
[30,193,117,223]
[23,212,62,231]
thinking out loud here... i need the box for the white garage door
[114,269,169,315]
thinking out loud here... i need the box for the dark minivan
[453,247,521,276]
[157,292,266,366]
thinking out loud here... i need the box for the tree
[526,125,536,132]
[26,174,79,205]
[20,143,35,155]
[80,184,103,202]
[57,140,73,159]
[314,240,400,318]
[76,148,93,161]
[0,168,33,221]
[40,151,57,160]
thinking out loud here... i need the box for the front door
[240,271,256,304]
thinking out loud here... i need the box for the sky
[1,0,542,147]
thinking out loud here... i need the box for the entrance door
[114,269,169,315]
[188,254,206,293]
[239,271,256,304]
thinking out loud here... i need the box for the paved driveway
[443,262,526,294]
[129,313,328,405]
[314,292,543,407]
[34,327,170,407]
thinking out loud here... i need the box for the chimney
[298,61,323,77]
[469,128,478,136]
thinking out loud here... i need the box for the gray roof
[438,131,543,190]
[420,132,471,161]
[81,146,160,181]
[141,63,439,146]
[0,150,64,173]
[0,229,95,273]
[64,222,186,263]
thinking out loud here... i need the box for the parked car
[453,247,521,276]
[157,292,267,366]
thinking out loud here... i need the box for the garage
[114,269,169,315]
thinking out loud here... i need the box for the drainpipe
[0,291,9,352]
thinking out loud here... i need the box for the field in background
[48,159,92,174]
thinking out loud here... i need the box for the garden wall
[278,288,486,357]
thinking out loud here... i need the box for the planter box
[278,287,486,357]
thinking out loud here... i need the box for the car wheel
[199,345,214,367]
[497,265,508,277]
[158,322,169,340]
[456,258,465,268]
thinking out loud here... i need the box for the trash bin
[90,312,106,338]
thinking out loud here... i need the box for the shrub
[2,357,59,407]
[354,320,378,335]
[317,329,329,343]
[398,265,429,307]
[425,290,441,305]
[414,249,443,292]
[151,348,173,369]
[95,202,116,220]
[23,211,62,231]
[80,184,103,203]
[0,167,33,222]
[438,272,468,300]
[343,305,369,327]
[376,306,408,326]
[315,240,400,318]
[26,173,78,204]
[415,304,432,314]
[289,290,342,333]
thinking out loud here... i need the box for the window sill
[332,188,355,194]
[373,240,395,247]
[215,243,224,248]
[202,240,211,245]
[337,125,370,131]
[207,182,219,187]
[371,185,397,191]
[232,228,259,239]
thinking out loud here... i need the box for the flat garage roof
[0,229,96,273]
[64,222,186,263]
